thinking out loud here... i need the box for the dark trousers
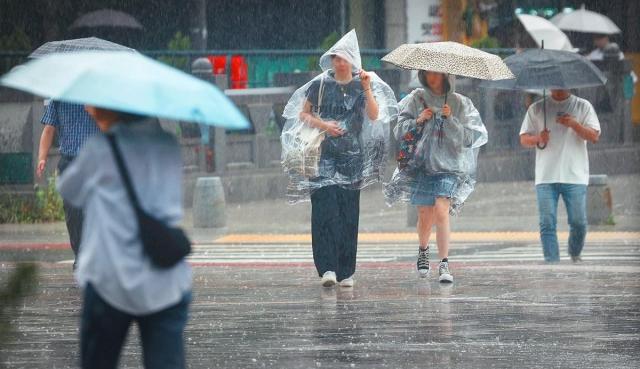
[58,156,83,264]
[311,185,360,281]
[81,284,191,369]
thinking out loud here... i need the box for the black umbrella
[70,9,143,30]
[482,45,606,149]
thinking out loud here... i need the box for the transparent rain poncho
[384,75,488,214]
[281,30,398,203]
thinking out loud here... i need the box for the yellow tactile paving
[213,232,640,244]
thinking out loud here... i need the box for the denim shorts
[410,173,457,206]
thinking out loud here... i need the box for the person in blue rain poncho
[281,30,397,288]
[385,71,487,283]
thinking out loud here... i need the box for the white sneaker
[339,276,354,287]
[438,261,453,283]
[321,271,337,287]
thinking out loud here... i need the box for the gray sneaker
[417,247,430,278]
[438,261,453,283]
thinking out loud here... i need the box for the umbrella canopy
[550,6,621,35]
[70,9,143,30]
[517,14,575,51]
[0,51,250,129]
[29,37,136,58]
[382,42,514,81]
[482,48,606,90]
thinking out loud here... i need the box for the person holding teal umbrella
[1,50,250,369]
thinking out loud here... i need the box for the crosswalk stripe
[213,232,640,244]
[185,242,639,264]
[57,239,640,265]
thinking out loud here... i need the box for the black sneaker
[417,247,430,278]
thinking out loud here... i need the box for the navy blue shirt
[41,101,100,156]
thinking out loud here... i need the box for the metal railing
[0,48,517,88]
[145,48,391,88]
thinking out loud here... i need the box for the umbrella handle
[538,88,547,150]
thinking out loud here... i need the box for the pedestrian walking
[31,38,134,270]
[480,48,606,263]
[37,100,99,269]
[520,89,600,262]
[280,30,397,288]
[382,42,508,282]
[2,47,252,368]
[57,107,192,369]
[391,71,487,283]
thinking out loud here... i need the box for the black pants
[311,185,360,282]
[58,155,83,265]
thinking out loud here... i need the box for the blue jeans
[410,173,458,206]
[536,183,588,262]
[81,284,191,369]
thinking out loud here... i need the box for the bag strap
[416,93,429,134]
[106,134,142,211]
[318,76,324,115]
[313,76,325,117]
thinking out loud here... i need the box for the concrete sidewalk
[1,175,638,245]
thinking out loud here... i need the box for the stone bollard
[407,205,418,228]
[587,174,613,225]
[193,177,226,228]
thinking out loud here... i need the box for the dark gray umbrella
[483,48,606,90]
[29,37,136,58]
[70,9,143,30]
[482,47,606,149]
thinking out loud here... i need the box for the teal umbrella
[0,51,250,129]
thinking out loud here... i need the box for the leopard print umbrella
[382,42,514,81]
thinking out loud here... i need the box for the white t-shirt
[520,95,601,185]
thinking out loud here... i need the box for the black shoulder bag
[106,134,191,268]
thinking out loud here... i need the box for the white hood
[318,29,362,73]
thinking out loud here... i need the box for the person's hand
[416,108,433,125]
[442,104,452,118]
[324,120,344,137]
[36,159,46,178]
[539,129,550,145]
[556,114,578,129]
[359,70,371,90]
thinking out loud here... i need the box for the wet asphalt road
[1,239,639,369]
